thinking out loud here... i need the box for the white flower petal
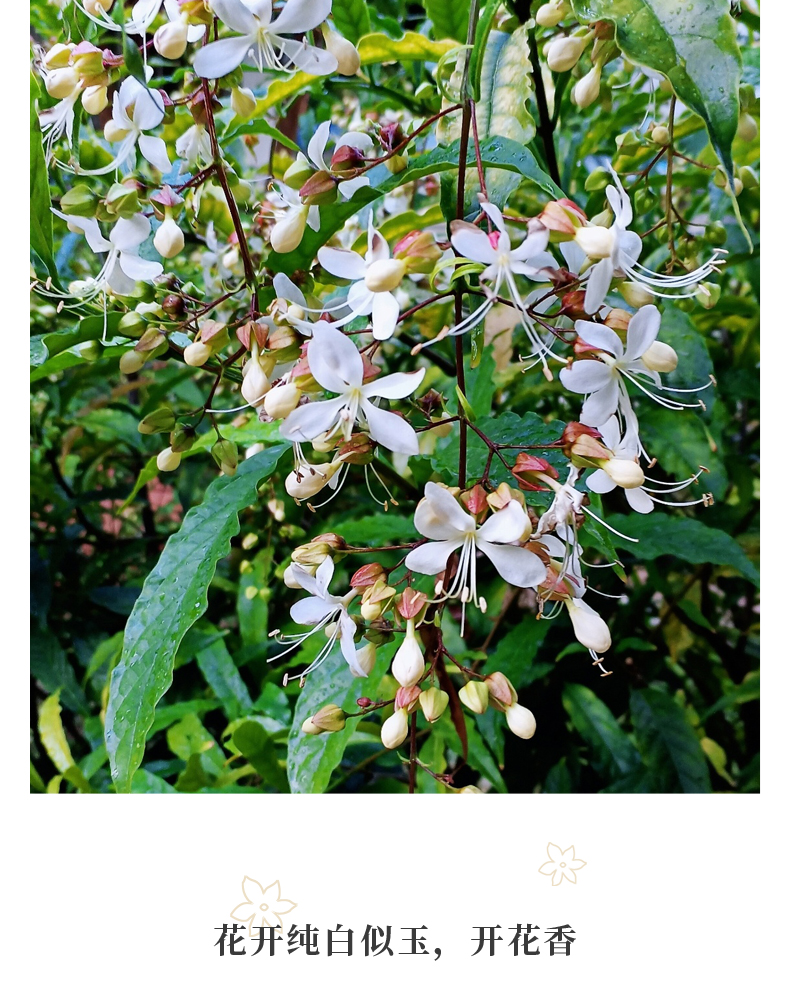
[575,320,624,358]
[212,0,260,33]
[480,201,506,232]
[583,256,614,313]
[625,487,654,513]
[579,380,620,427]
[105,259,136,296]
[273,272,306,307]
[414,482,474,540]
[346,280,376,317]
[360,400,419,455]
[476,540,547,589]
[606,174,632,228]
[405,539,462,576]
[271,0,331,34]
[623,304,660,362]
[317,246,367,281]
[307,120,331,170]
[118,252,163,282]
[192,35,253,78]
[559,359,614,394]
[362,369,424,401]
[586,469,617,494]
[137,134,171,173]
[314,555,334,594]
[290,596,334,625]
[308,321,363,391]
[280,397,345,442]
[339,612,365,676]
[371,291,400,341]
[130,86,165,131]
[614,228,642,267]
[110,214,150,250]
[450,222,497,264]
[338,176,370,199]
[278,37,338,76]
[52,211,111,253]
[476,500,528,544]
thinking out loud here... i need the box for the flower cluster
[33,0,732,779]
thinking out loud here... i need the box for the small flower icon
[538,843,587,885]
[230,876,297,937]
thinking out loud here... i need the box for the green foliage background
[30,0,759,794]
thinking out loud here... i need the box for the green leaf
[432,411,567,500]
[237,546,273,650]
[287,644,394,794]
[329,513,419,547]
[423,0,471,43]
[571,0,744,231]
[231,718,289,791]
[701,671,759,721]
[638,408,727,498]
[562,683,643,782]
[222,117,300,150]
[484,617,554,690]
[38,691,92,793]
[333,0,371,44]
[105,444,289,793]
[266,136,562,274]
[30,625,89,714]
[654,305,717,415]
[606,512,759,586]
[130,769,177,793]
[630,686,712,792]
[438,24,537,213]
[195,629,253,720]
[30,73,57,280]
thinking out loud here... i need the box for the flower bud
[184,341,212,367]
[546,34,589,73]
[104,119,130,144]
[391,621,425,687]
[419,687,449,723]
[360,578,396,620]
[211,439,239,476]
[82,84,108,115]
[138,406,176,434]
[574,225,615,260]
[695,281,721,309]
[263,381,301,419]
[283,152,314,189]
[156,446,182,473]
[385,153,409,174]
[71,41,104,80]
[323,27,361,76]
[305,703,347,733]
[538,199,585,237]
[231,86,257,118]
[458,680,489,715]
[154,19,189,60]
[381,708,409,749]
[566,600,611,653]
[601,458,645,489]
[60,184,99,218]
[104,182,141,219]
[241,362,271,407]
[364,258,406,293]
[393,230,441,274]
[45,67,79,100]
[270,206,308,253]
[615,129,643,156]
[641,340,678,373]
[619,281,655,308]
[154,217,185,259]
[457,785,484,793]
[44,43,74,70]
[651,124,671,146]
[737,112,758,143]
[506,703,537,740]
[395,685,422,713]
[299,170,338,207]
[301,717,323,735]
[356,642,377,677]
[84,0,113,13]
[485,672,517,709]
[119,349,146,374]
[572,64,601,109]
[536,1,570,27]
[286,461,341,500]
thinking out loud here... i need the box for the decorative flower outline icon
[230,876,297,937]
[538,843,587,886]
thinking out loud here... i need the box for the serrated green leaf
[562,683,643,782]
[606,511,759,585]
[630,686,712,792]
[105,444,289,793]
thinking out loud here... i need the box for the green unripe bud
[584,166,610,192]
[170,424,197,453]
[105,182,142,219]
[60,184,99,218]
[385,153,409,175]
[138,406,176,435]
[119,350,146,374]
[211,439,239,476]
[704,222,727,245]
[458,680,489,715]
[650,124,670,146]
[739,165,759,190]
[615,129,642,156]
[79,340,102,361]
[283,152,314,190]
[695,282,721,309]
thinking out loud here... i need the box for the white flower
[307,119,373,201]
[175,123,213,169]
[193,0,337,79]
[587,416,710,513]
[317,222,406,341]
[405,483,547,618]
[51,211,163,296]
[568,168,726,313]
[559,305,666,428]
[435,202,558,374]
[280,321,424,455]
[78,0,164,35]
[267,181,319,253]
[270,556,366,679]
[80,76,170,176]
[39,83,82,163]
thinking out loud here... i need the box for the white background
[15,3,779,997]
